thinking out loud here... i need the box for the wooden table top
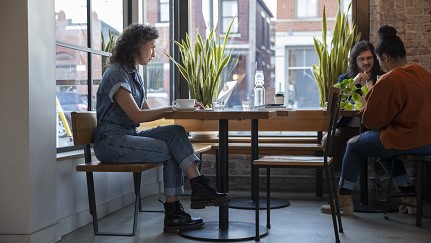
[164,109,278,120]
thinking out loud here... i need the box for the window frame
[55,0,127,152]
[221,0,239,34]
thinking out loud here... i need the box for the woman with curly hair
[94,24,231,233]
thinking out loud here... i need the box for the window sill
[57,150,85,161]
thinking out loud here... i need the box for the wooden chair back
[71,111,97,146]
[324,87,341,158]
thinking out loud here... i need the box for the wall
[0,1,163,242]
[370,0,431,71]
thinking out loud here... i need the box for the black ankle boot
[163,201,204,233]
[189,175,232,209]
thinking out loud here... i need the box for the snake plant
[166,18,235,108]
[312,0,361,107]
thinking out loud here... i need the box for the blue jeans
[94,124,199,197]
[340,130,431,190]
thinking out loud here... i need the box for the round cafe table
[165,109,275,241]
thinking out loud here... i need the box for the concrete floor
[60,191,431,243]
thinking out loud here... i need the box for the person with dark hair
[321,25,431,215]
[94,24,231,232]
[322,40,385,171]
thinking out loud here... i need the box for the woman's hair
[109,24,159,67]
[347,40,384,82]
[375,25,406,59]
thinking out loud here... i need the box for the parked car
[56,92,88,138]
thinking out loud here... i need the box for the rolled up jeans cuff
[164,186,185,197]
[339,177,356,191]
[179,154,200,172]
[393,174,411,187]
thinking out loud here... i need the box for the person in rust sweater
[321,25,431,216]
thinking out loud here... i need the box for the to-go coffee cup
[275,93,285,105]
[173,99,195,110]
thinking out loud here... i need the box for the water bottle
[254,70,265,107]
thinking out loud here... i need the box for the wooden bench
[71,111,211,236]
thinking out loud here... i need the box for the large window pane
[55,0,124,149]
[55,0,88,47]
[144,0,171,107]
[190,0,274,109]
[92,0,123,52]
[56,48,88,147]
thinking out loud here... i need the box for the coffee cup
[275,93,285,105]
[173,99,195,110]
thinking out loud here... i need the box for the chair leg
[384,159,396,220]
[324,165,340,243]
[86,172,99,234]
[85,171,140,236]
[330,164,343,233]
[267,167,271,229]
[416,161,423,227]
[255,165,260,241]
[316,168,323,196]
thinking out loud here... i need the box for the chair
[253,87,343,242]
[71,111,211,236]
[383,154,431,226]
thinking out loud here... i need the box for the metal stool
[384,154,431,226]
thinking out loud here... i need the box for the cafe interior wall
[370,0,431,72]
[0,1,162,242]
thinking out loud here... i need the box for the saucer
[174,107,197,111]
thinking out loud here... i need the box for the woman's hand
[194,100,205,109]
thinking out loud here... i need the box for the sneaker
[321,194,354,216]
[399,197,416,215]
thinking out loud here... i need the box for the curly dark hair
[109,24,159,67]
[347,40,385,83]
[375,25,406,59]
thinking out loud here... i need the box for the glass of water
[212,100,224,111]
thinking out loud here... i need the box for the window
[341,0,353,19]
[285,47,319,108]
[221,0,238,33]
[297,0,318,18]
[55,0,123,149]
[189,0,274,110]
[144,1,171,106]
[159,0,169,23]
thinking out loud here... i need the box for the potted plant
[166,18,236,108]
[312,0,361,107]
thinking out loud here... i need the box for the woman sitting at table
[94,23,231,232]
[322,40,384,171]
[321,25,431,215]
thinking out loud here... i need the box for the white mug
[173,99,195,109]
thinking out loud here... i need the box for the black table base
[179,221,268,241]
[229,197,290,210]
[353,198,399,213]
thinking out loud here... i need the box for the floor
[60,191,431,243]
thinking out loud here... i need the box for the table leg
[354,158,398,213]
[229,119,290,210]
[180,119,268,241]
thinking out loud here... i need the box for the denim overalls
[94,63,199,196]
